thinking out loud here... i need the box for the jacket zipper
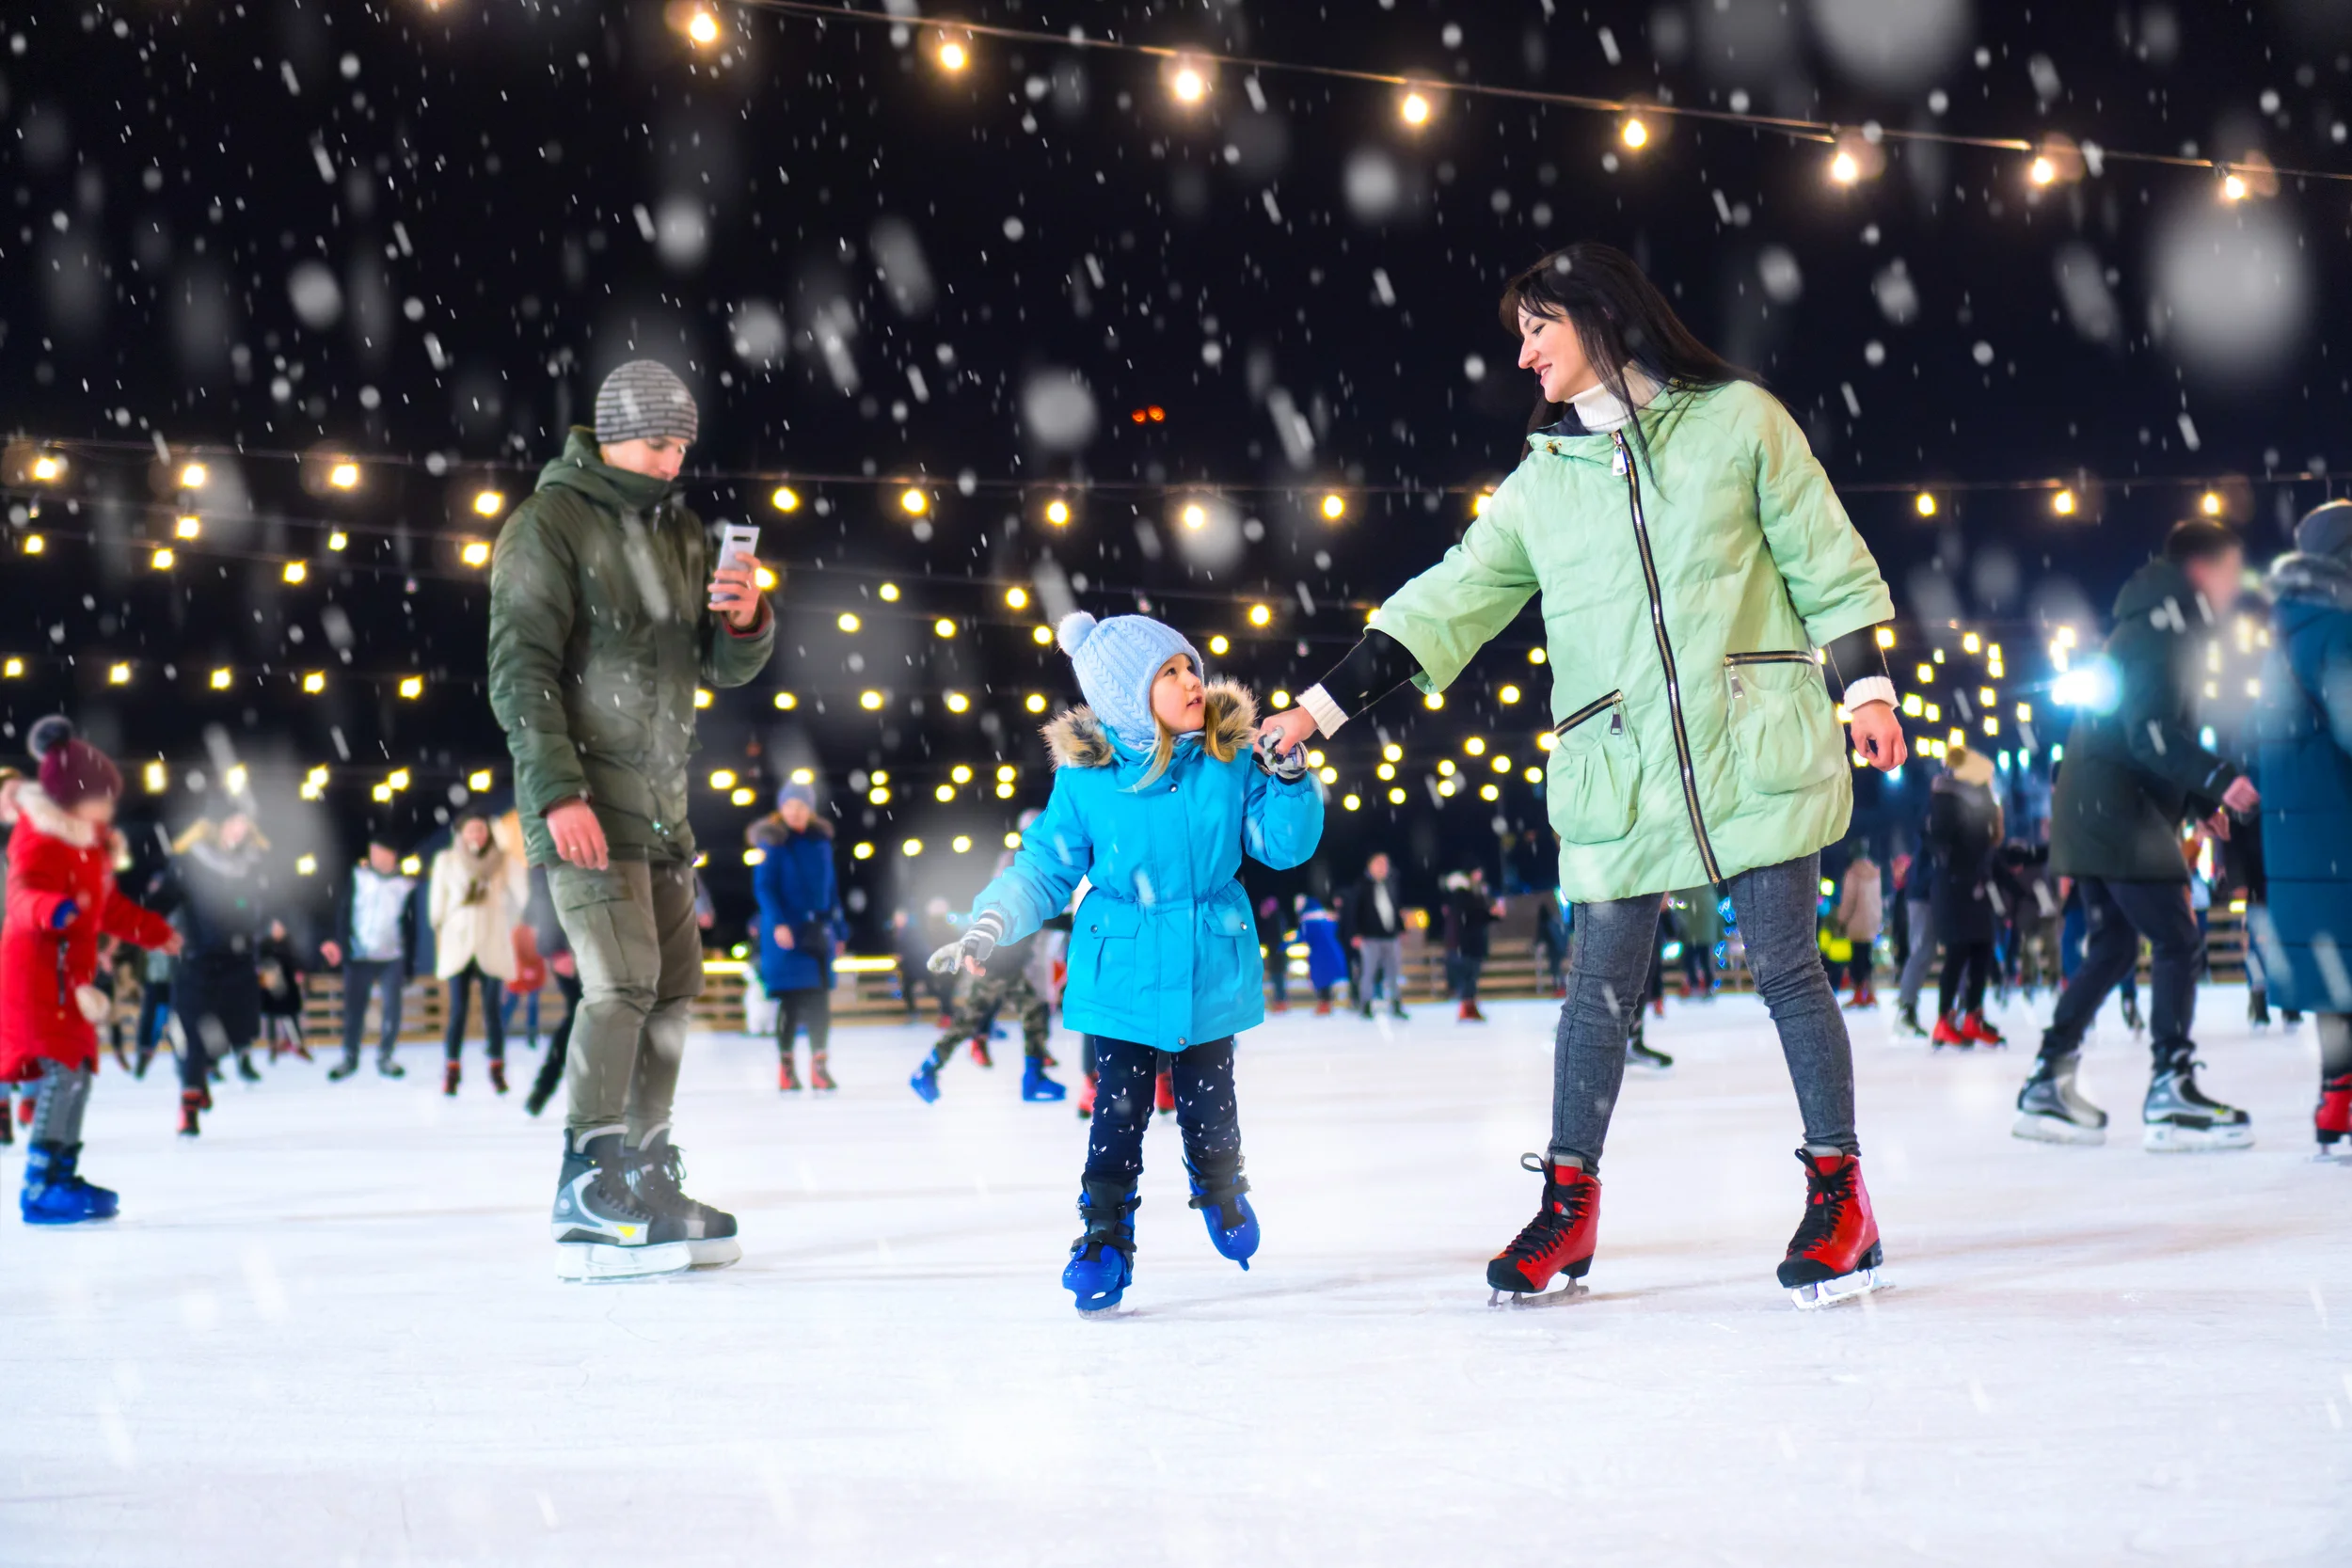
[1550,689,1627,737]
[1724,650,1820,700]
[1612,432,1723,884]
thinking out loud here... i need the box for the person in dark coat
[1345,852,1409,1019]
[521,864,581,1117]
[2253,502,2352,1153]
[163,809,274,1131]
[751,783,840,1093]
[1442,868,1502,1022]
[1925,747,2004,1046]
[2016,521,2263,1149]
[255,920,312,1063]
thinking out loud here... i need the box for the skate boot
[488,1059,509,1096]
[1458,999,1487,1023]
[1486,1154,1599,1306]
[377,1053,406,1079]
[1391,1002,1409,1020]
[1061,1178,1138,1313]
[808,1053,837,1093]
[133,1049,154,1080]
[2013,1052,2107,1144]
[2120,992,2145,1035]
[236,1051,262,1084]
[177,1089,202,1138]
[21,1144,112,1225]
[1894,1004,1927,1040]
[524,1066,561,1117]
[1777,1148,1885,1308]
[969,1037,993,1069]
[1075,1072,1098,1119]
[1625,1038,1676,1072]
[1312,998,1333,1016]
[327,1055,360,1082]
[2143,1050,2254,1152]
[1184,1150,1259,1269]
[627,1126,741,1268]
[2316,1073,2352,1160]
[1962,1011,2006,1047]
[1154,1069,1175,1114]
[2249,990,2273,1028]
[0,1100,10,1147]
[1022,1055,1068,1102]
[1931,1013,1972,1050]
[57,1145,118,1219]
[443,1062,461,1097]
[909,1059,941,1103]
[549,1128,692,1280]
[779,1053,803,1093]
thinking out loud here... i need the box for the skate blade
[555,1241,694,1281]
[2142,1122,2255,1153]
[687,1238,742,1269]
[1487,1279,1591,1310]
[1788,1268,1885,1310]
[2011,1112,2106,1147]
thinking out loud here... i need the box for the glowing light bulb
[29,454,62,483]
[2222,172,2249,201]
[899,487,929,515]
[1915,492,1937,517]
[472,490,504,517]
[2028,156,2056,186]
[773,691,797,709]
[1006,586,1029,610]
[1622,118,1648,150]
[1248,604,1272,627]
[460,540,491,567]
[175,515,202,540]
[2053,488,2078,516]
[326,461,360,490]
[1400,92,1430,126]
[878,582,900,602]
[937,39,968,71]
[150,547,174,571]
[685,8,720,47]
[945,691,970,713]
[771,485,801,513]
[1181,502,1206,530]
[1321,493,1345,520]
[326,531,348,551]
[838,612,861,633]
[1045,499,1071,525]
[1171,65,1206,104]
[934,618,957,639]
[859,689,883,710]
[180,462,208,489]
[1830,150,1860,184]
[210,668,232,690]
[282,562,308,584]
[1207,635,1230,656]
[398,676,423,699]
[2200,491,2223,516]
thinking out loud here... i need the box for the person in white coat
[429,811,528,1096]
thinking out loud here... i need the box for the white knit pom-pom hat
[1053,610,1203,752]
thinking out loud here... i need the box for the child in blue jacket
[930,611,1323,1311]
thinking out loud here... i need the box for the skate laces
[1788,1155,1855,1257]
[1501,1163,1594,1263]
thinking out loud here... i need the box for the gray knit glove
[1254,732,1310,783]
[927,911,1005,974]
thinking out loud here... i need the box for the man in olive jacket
[2015,520,2262,1152]
[488,359,774,1279]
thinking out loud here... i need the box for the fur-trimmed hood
[748,811,834,848]
[2269,550,2352,612]
[1041,680,1259,769]
[10,783,99,850]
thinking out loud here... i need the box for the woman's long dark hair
[1500,243,1756,464]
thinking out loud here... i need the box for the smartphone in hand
[713,522,760,581]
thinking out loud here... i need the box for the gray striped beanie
[594,359,700,446]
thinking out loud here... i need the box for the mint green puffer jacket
[1370,381,1894,903]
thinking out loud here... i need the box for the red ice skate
[969,1037,993,1069]
[1311,998,1333,1016]
[1961,1011,2006,1047]
[443,1062,461,1097]
[779,1054,803,1092]
[177,1089,203,1139]
[1075,1071,1098,1118]
[2317,1073,2352,1158]
[1930,1013,1971,1049]
[1153,1069,1175,1113]
[808,1054,837,1093]
[1486,1154,1600,1306]
[1458,999,1486,1023]
[1776,1149,1884,1309]
[489,1059,509,1096]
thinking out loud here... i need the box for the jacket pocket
[1546,691,1641,844]
[1073,895,1140,990]
[1724,653,1843,795]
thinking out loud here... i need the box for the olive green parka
[1370,380,1895,903]
[487,429,775,867]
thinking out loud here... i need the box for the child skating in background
[929,611,1323,1312]
[0,719,180,1224]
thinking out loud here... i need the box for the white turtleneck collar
[1565,366,1662,433]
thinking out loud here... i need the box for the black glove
[1254,732,1310,783]
[926,911,1004,974]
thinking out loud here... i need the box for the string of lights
[712,0,2344,194]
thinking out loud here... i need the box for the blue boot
[1061,1179,1138,1312]
[909,1059,941,1103]
[57,1145,117,1219]
[22,1143,105,1226]
[1186,1152,1259,1270]
[1022,1056,1067,1102]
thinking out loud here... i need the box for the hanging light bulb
[936,39,969,72]
[1621,118,1648,150]
[1399,91,1431,127]
[1915,492,1937,517]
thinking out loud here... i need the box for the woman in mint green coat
[1263,244,1909,1309]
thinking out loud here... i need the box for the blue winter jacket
[751,816,838,994]
[2254,553,2352,1014]
[967,683,1323,1051]
[1299,903,1350,991]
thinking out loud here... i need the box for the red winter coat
[0,786,176,1080]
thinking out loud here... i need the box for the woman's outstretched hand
[1256,706,1319,759]
[1847,700,1908,772]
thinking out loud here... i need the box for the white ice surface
[6,988,2350,1566]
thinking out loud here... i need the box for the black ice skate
[550,1128,692,1281]
[2142,1052,2253,1152]
[1623,1022,1674,1074]
[2012,1053,2107,1146]
[627,1126,741,1268]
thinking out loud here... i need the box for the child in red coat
[1,719,179,1224]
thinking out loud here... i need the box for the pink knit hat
[28,717,122,809]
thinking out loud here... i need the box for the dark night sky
[2,0,2345,936]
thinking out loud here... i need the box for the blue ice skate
[1022,1056,1068,1102]
[1185,1153,1258,1270]
[21,1144,115,1226]
[1062,1179,1138,1312]
[909,1060,941,1103]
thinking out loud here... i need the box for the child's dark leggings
[1083,1035,1238,1185]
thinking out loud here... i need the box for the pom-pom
[25,714,74,763]
[1056,610,1097,656]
